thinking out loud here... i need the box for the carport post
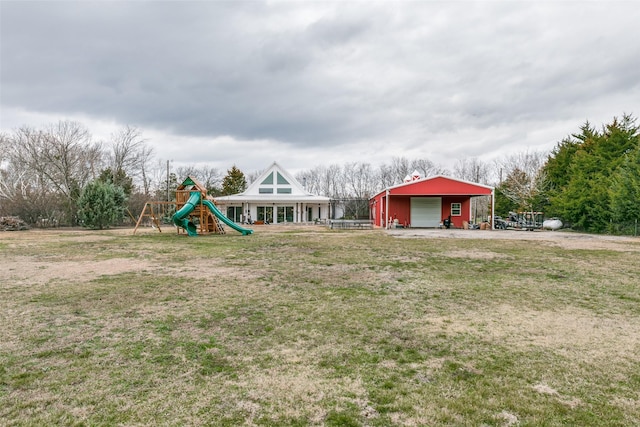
[491,190,495,230]
[385,189,390,229]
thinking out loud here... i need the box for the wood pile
[0,216,30,231]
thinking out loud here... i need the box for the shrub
[77,180,126,229]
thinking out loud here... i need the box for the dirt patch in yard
[0,257,155,286]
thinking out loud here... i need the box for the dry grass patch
[416,305,640,364]
[440,249,513,260]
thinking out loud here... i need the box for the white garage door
[411,197,442,227]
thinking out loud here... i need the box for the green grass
[1,227,639,426]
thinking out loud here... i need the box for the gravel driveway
[385,227,640,251]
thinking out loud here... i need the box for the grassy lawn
[1,227,639,426]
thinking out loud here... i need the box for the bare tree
[453,157,492,184]
[342,162,377,199]
[197,166,223,194]
[340,162,377,218]
[376,163,395,190]
[175,165,223,194]
[324,164,344,198]
[145,159,186,202]
[390,156,411,184]
[244,168,264,186]
[137,143,155,197]
[377,156,446,189]
[295,169,313,193]
[451,157,494,223]
[107,126,155,193]
[0,132,8,162]
[11,121,102,224]
[297,166,322,196]
[296,164,343,198]
[0,132,13,202]
[109,126,142,173]
[497,150,548,218]
[410,158,448,179]
[1,131,51,220]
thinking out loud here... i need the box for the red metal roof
[372,175,493,198]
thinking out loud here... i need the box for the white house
[214,162,331,224]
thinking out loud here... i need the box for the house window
[277,206,294,222]
[277,172,289,185]
[451,203,462,216]
[277,187,292,194]
[226,206,242,222]
[259,188,273,194]
[257,206,273,223]
[261,173,274,185]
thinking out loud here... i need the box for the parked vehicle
[494,216,508,229]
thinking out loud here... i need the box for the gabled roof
[371,175,494,199]
[215,161,330,203]
[243,161,308,196]
[177,175,207,192]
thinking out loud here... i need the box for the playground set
[133,176,253,236]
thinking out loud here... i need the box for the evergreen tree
[543,114,639,232]
[221,165,247,195]
[594,115,639,168]
[99,167,134,196]
[610,146,640,234]
[542,136,581,217]
[78,180,126,229]
[554,148,612,232]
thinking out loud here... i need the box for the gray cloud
[1,1,639,172]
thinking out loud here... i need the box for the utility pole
[166,160,170,202]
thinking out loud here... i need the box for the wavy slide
[172,191,253,236]
[201,199,253,235]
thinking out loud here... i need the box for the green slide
[202,199,253,235]
[172,191,200,236]
[172,191,253,236]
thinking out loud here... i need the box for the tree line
[540,114,639,234]
[0,121,218,228]
[1,115,637,233]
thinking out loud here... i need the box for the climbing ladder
[211,213,225,234]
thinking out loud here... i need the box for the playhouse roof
[176,175,207,192]
[371,175,494,199]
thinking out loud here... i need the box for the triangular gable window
[277,172,289,185]
[261,173,274,185]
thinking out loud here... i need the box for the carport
[369,175,495,229]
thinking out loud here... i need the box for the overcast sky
[1,1,639,176]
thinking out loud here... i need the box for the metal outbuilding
[369,175,495,229]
